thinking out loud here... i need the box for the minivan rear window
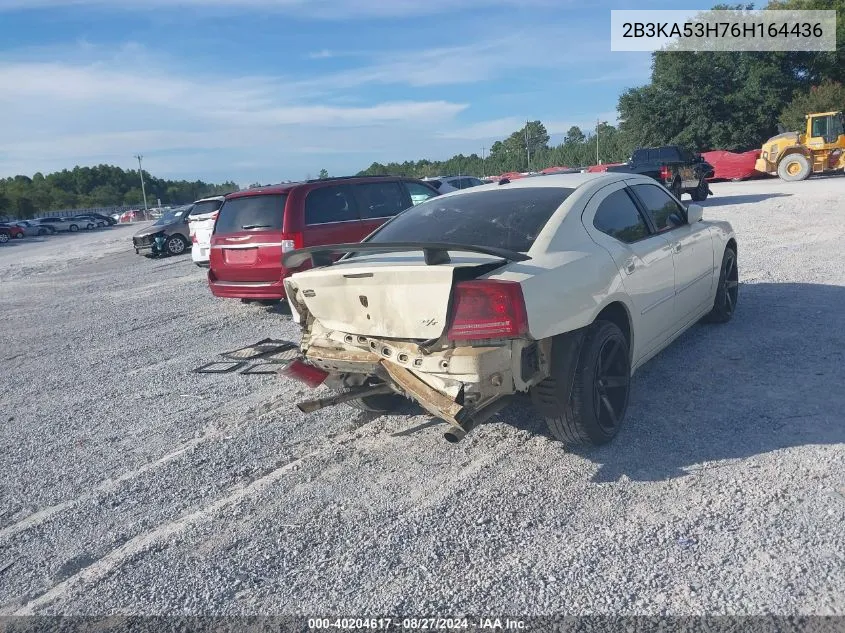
[214,194,286,234]
[364,187,573,253]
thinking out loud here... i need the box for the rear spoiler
[282,242,531,269]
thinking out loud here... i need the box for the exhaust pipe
[444,397,511,444]
[296,384,393,414]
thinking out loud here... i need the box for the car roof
[225,175,421,200]
[443,171,634,194]
[194,195,226,203]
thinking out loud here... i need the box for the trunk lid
[287,253,503,339]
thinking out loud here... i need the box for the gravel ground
[0,178,843,617]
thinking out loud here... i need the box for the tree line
[359,0,845,178]
[0,165,238,219]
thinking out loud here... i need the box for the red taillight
[447,280,529,341]
[660,165,670,181]
[279,358,328,388]
[281,232,304,255]
[191,233,198,243]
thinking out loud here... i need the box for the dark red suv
[208,176,440,301]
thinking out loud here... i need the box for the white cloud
[0,31,625,181]
[0,0,556,18]
[287,30,607,94]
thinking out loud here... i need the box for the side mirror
[687,203,703,223]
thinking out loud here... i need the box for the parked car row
[134,177,442,305]
[0,213,117,244]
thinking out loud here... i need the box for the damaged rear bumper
[287,332,550,439]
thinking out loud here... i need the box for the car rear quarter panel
[491,249,630,341]
[489,182,634,342]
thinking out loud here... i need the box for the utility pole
[481,146,486,176]
[596,119,600,165]
[524,120,531,172]
[135,155,148,211]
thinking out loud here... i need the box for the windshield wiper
[242,224,272,230]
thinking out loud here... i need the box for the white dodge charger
[281,172,738,446]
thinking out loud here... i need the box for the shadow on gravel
[508,282,845,482]
[264,301,292,317]
[701,193,791,207]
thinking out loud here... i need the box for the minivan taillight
[659,165,670,181]
[281,232,303,254]
[447,280,529,341]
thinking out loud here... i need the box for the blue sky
[0,0,711,185]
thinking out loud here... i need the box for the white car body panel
[39,218,82,232]
[187,196,226,265]
[189,215,217,265]
[284,172,735,419]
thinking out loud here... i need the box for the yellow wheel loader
[755,111,845,181]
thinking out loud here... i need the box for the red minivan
[208,176,440,301]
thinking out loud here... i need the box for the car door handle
[671,242,682,254]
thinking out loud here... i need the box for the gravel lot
[0,178,843,617]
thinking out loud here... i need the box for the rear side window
[593,189,651,243]
[365,187,573,253]
[630,184,685,232]
[404,181,438,205]
[214,194,286,234]
[457,177,482,189]
[304,186,359,225]
[354,181,407,219]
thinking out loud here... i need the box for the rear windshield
[190,200,223,216]
[365,187,573,253]
[215,194,286,234]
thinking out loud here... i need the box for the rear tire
[670,178,683,200]
[532,321,631,447]
[69,224,79,232]
[0,233,9,244]
[690,178,709,201]
[777,154,811,181]
[703,247,738,323]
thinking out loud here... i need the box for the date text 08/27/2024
[307,617,526,630]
